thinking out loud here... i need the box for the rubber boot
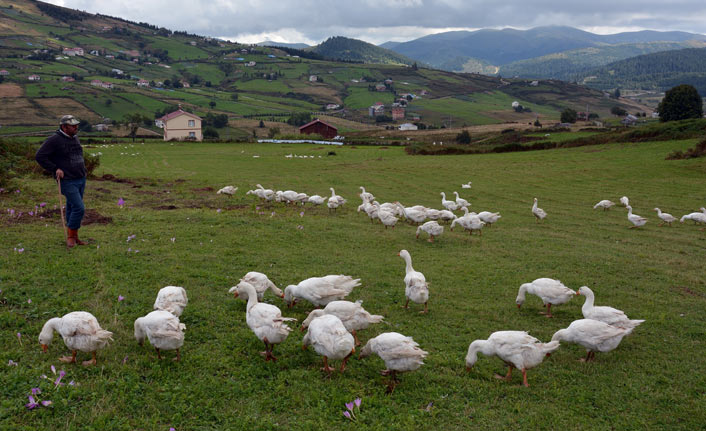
[74,228,88,245]
[66,228,77,248]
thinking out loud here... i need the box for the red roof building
[299,119,338,139]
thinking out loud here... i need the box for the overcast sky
[45,0,706,45]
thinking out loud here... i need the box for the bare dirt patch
[6,208,112,225]
[0,83,23,98]
[95,174,136,184]
[0,98,52,125]
[34,98,101,123]
[192,187,215,193]
[155,205,178,210]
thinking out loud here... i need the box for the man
[35,115,88,248]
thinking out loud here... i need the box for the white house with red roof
[137,79,149,87]
[28,74,40,81]
[62,47,84,56]
[0,70,9,76]
[159,109,202,141]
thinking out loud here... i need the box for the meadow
[1,137,705,430]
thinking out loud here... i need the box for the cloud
[45,0,706,45]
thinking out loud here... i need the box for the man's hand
[56,169,64,179]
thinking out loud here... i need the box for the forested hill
[310,37,417,66]
[581,48,706,94]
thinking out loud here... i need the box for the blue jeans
[60,177,86,230]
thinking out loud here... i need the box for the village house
[246,61,256,67]
[621,114,638,126]
[137,79,150,87]
[101,82,113,89]
[398,123,418,131]
[89,50,100,56]
[111,68,123,75]
[159,109,202,141]
[180,81,190,88]
[369,103,385,117]
[105,54,115,59]
[0,70,10,76]
[391,106,405,121]
[384,78,393,85]
[189,41,197,46]
[28,74,40,81]
[90,79,103,87]
[530,80,539,87]
[62,47,84,56]
[94,124,110,132]
[61,76,75,82]
[325,104,340,110]
[375,84,386,92]
[299,119,338,139]
[309,75,318,82]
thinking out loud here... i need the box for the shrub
[455,130,471,144]
[83,152,101,176]
[666,139,706,160]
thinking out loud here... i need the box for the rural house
[399,123,418,131]
[299,119,338,139]
[159,109,203,141]
[28,74,40,81]
[61,76,75,82]
[375,84,386,92]
[62,47,84,56]
[391,106,405,121]
[369,104,385,117]
[309,75,318,82]
[0,70,10,76]
[137,79,149,87]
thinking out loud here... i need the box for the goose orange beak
[41,344,48,353]
[517,304,521,309]
[575,291,581,295]
[233,292,239,298]
[465,366,471,372]
[280,293,285,298]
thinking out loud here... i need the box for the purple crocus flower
[51,365,56,375]
[54,370,65,387]
[25,395,39,410]
[40,202,47,208]
[117,198,125,207]
[343,411,352,420]
[118,295,125,302]
[8,359,18,366]
[299,211,304,217]
[345,402,354,412]
[31,388,41,395]
[41,400,52,407]
[354,398,361,408]
[122,356,128,365]
[28,211,34,216]
[15,189,20,193]
[16,332,22,344]
[68,380,75,386]
[216,208,222,213]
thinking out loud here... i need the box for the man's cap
[59,115,80,126]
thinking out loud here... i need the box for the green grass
[1,138,705,429]
[344,87,395,109]
[233,78,292,93]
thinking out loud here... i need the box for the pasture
[1,138,705,430]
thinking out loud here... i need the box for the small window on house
[188,120,195,127]
[189,132,196,138]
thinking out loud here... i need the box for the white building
[399,123,418,131]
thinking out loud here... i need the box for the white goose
[302,314,356,373]
[532,198,547,222]
[301,300,384,346]
[379,202,404,217]
[284,275,361,308]
[416,221,444,242]
[679,211,706,224]
[359,186,375,203]
[154,286,188,317]
[620,196,629,207]
[626,205,647,228]
[477,211,501,226]
[453,191,470,208]
[235,282,296,361]
[461,181,472,189]
[217,186,238,196]
[395,202,426,225]
[256,184,275,201]
[378,208,399,229]
[516,278,575,317]
[593,200,615,210]
[424,208,441,220]
[465,331,559,387]
[229,271,283,301]
[38,312,113,366]
[438,209,456,223]
[441,192,459,211]
[359,332,428,392]
[577,286,644,329]
[398,249,429,313]
[654,208,677,226]
[364,201,380,223]
[306,195,326,205]
[327,187,347,212]
[551,319,633,362]
[134,310,185,361]
[450,208,484,235]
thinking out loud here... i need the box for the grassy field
[1,137,705,430]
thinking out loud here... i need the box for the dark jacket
[35,130,87,180]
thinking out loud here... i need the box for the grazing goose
[302,314,356,374]
[679,211,706,224]
[461,181,472,189]
[441,192,459,211]
[327,188,347,212]
[398,249,429,313]
[306,195,326,206]
[378,208,399,229]
[284,275,361,308]
[465,331,559,387]
[551,319,633,362]
[532,198,547,222]
[424,208,441,220]
[626,205,647,228]
[516,278,575,317]
[217,186,238,196]
[38,312,113,366]
[229,272,283,301]
[379,202,404,217]
[654,208,677,226]
[235,282,296,361]
[154,286,188,317]
[438,209,456,223]
[416,221,444,242]
[577,286,644,329]
[134,310,185,361]
[453,191,470,208]
[477,211,501,226]
[593,200,615,210]
[359,332,428,392]
[395,202,426,225]
[451,208,484,235]
[359,187,375,203]
[620,196,629,207]
[256,184,275,201]
[301,300,383,345]
[364,201,380,223]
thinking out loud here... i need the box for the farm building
[0,70,10,76]
[61,76,75,82]
[299,119,338,139]
[369,103,384,117]
[62,47,84,56]
[391,106,405,121]
[309,75,318,82]
[137,79,149,87]
[28,74,40,81]
[159,109,203,141]
[399,123,418,131]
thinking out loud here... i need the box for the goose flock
[35,183,703,393]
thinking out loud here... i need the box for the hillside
[256,41,310,50]
[387,26,706,72]
[580,48,706,94]
[0,0,645,136]
[498,41,706,81]
[309,36,417,66]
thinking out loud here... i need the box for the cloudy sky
[45,0,706,45]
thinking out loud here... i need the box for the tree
[203,127,219,139]
[613,88,621,99]
[657,84,703,122]
[123,113,144,142]
[258,120,265,128]
[209,101,216,109]
[533,118,542,128]
[412,62,418,71]
[455,130,471,144]
[560,108,577,123]
[78,119,92,132]
[610,106,627,117]
[105,99,112,107]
